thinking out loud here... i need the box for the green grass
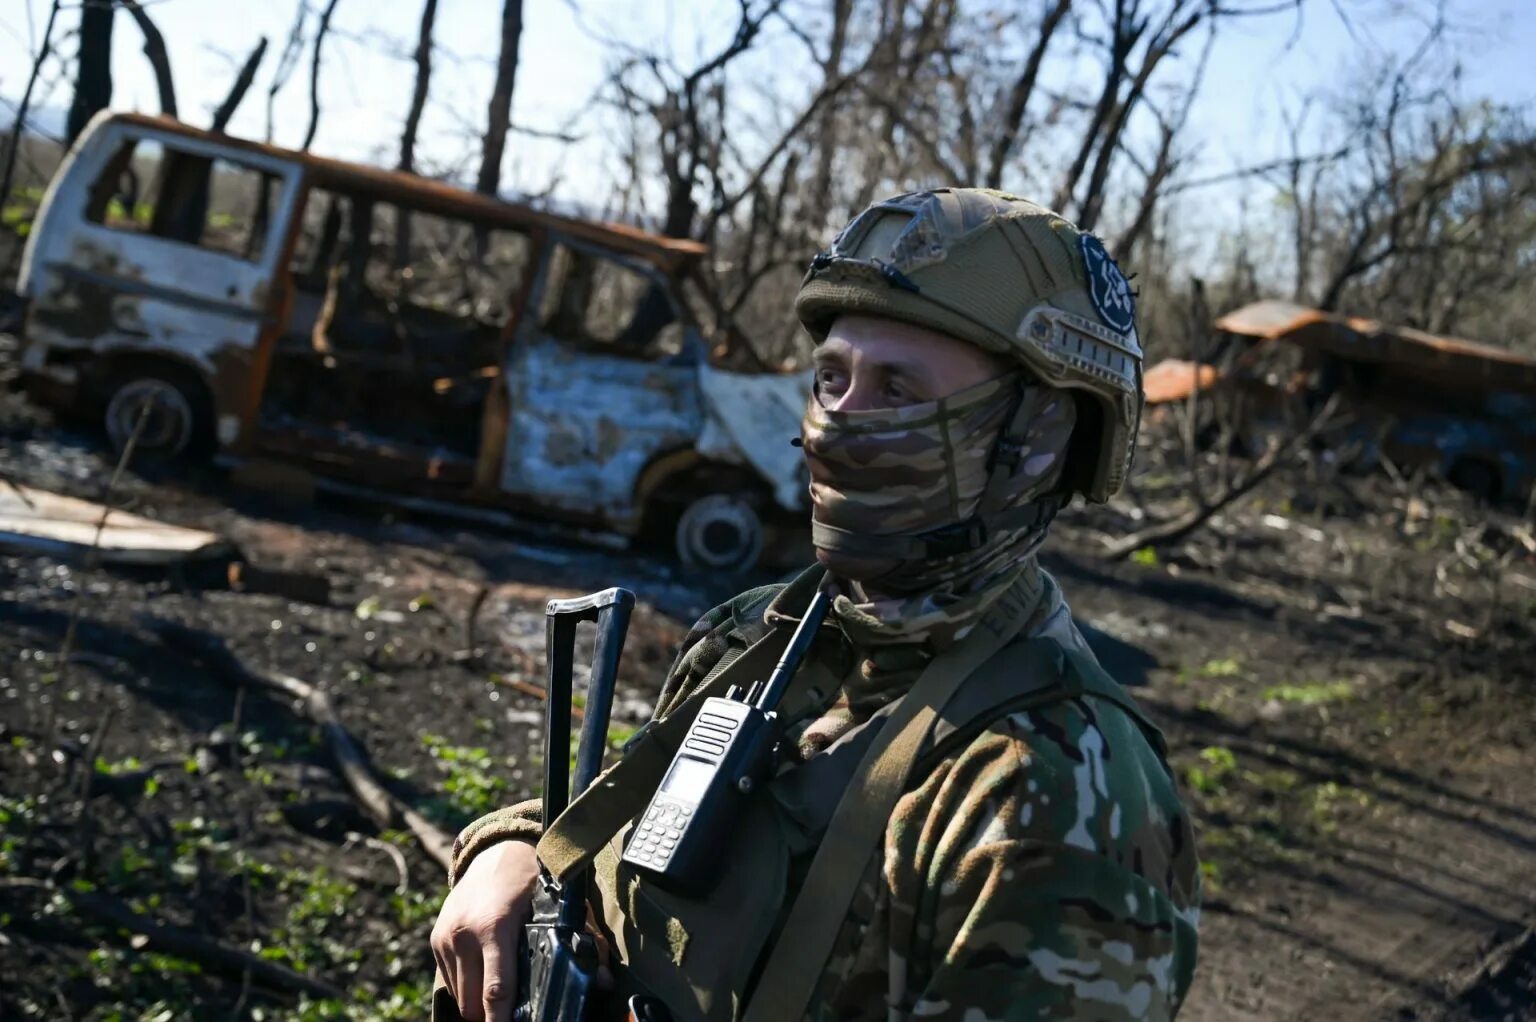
[103,198,155,227]
[420,733,509,822]
[1184,745,1238,795]
[607,721,641,751]
[1175,656,1244,686]
[282,981,436,1021]
[1262,681,1355,705]
[1308,781,1372,832]
[1198,657,1243,679]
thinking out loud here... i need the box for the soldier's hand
[431,839,541,1022]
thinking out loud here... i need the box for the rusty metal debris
[1213,299,1536,388]
[1145,300,1536,503]
[1142,358,1221,405]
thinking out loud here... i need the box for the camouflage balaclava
[794,188,1144,650]
[800,370,1075,649]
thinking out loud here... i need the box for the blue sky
[3,0,1532,220]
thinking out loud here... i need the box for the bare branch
[1104,394,1347,559]
[265,1,306,143]
[118,0,176,118]
[1077,1,1206,229]
[395,0,438,264]
[148,619,456,872]
[209,36,267,133]
[398,0,438,176]
[984,0,1072,190]
[476,0,525,199]
[301,0,343,152]
[0,0,61,216]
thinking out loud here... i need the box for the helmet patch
[1080,234,1136,335]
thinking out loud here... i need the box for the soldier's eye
[884,379,917,405]
[817,367,849,397]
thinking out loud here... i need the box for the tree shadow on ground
[0,598,449,841]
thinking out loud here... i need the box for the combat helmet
[796,188,1143,503]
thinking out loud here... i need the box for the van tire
[103,371,211,461]
[675,493,764,574]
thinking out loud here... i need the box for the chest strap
[740,577,1038,1022]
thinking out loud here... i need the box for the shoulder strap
[767,635,1075,857]
[741,575,1039,1022]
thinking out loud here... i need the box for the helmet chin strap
[809,380,1066,564]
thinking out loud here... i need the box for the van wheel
[103,374,208,460]
[675,493,764,573]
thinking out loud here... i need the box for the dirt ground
[1,366,1533,1020]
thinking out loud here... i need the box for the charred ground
[0,371,1532,1020]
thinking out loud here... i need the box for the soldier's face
[813,315,1011,411]
[808,315,1014,585]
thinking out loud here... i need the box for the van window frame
[533,233,703,364]
[80,129,299,271]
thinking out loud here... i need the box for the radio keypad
[626,797,696,868]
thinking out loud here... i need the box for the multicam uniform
[453,568,1200,1020]
[445,189,1201,1020]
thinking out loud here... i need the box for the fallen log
[227,561,332,605]
[0,879,342,1000]
[144,618,455,872]
[73,888,345,999]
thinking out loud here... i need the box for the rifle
[520,587,660,1022]
[435,587,664,1022]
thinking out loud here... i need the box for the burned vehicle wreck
[16,113,809,571]
[1144,300,1536,504]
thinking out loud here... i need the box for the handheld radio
[621,584,833,893]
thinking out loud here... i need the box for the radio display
[660,757,714,801]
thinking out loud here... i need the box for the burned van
[16,112,809,571]
[1145,300,1536,503]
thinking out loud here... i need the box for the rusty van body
[16,113,809,570]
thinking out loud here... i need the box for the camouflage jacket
[452,566,1201,1020]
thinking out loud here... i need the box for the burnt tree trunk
[476,0,525,198]
[119,0,177,119]
[396,0,439,266]
[302,0,343,152]
[983,0,1072,190]
[266,4,308,143]
[67,0,116,144]
[0,0,61,219]
[210,37,269,133]
[805,0,851,232]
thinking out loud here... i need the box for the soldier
[431,189,1201,1022]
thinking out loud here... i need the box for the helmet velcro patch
[1080,234,1137,337]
